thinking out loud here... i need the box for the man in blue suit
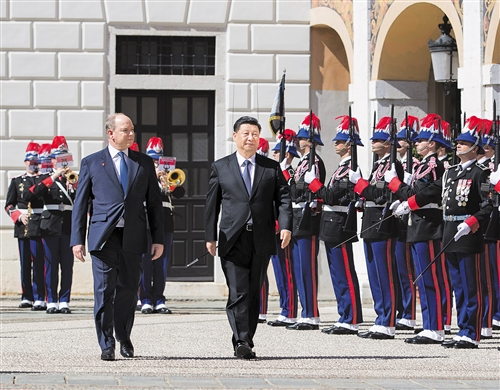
[71,113,163,361]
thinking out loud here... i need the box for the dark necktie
[243,160,252,195]
[118,151,128,194]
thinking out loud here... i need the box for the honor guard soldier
[384,114,451,344]
[440,116,492,349]
[348,116,404,339]
[31,137,76,314]
[392,116,419,331]
[303,115,364,335]
[478,119,498,338]
[140,137,184,314]
[283,113,326,330]
[267,130,299,327]
[488,153,500,332]
[5,142,46,310]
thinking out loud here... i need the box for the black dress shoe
[18,301,32,308]
[31,305,46,311]
[481,335,493,340]
[396,323,414,331]
[405,335,442,344]
[120,341,134,358]
[235,342,256,359]
[369,332,395,340]
[46,307,59,314]
[441,339,458,348]
[141,308,153,314]
[492,324,500,330]
[445,329,451,335]
[454,340,478,349]
[101,347,115,361]
[268,320,294,327]
[155,307,172,314]
[323,326,358,335]
[60,307,71,314]
[286,322,319,330]
[414,327,424,334]
[257,318,266,324]
[357,331,374,338]
[136,305,142,312]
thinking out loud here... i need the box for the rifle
[452,111,465,165]
[484,100,499,241]
[297,110,315,231]
[405,111,412,174]
[372,111,378,170]
[279,71,287,163]
[377,105,397,234]
[343,106,358,233]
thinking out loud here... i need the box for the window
[116,36,216,76]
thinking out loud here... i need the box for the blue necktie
[118,151,128,194]
[243,160,252,195]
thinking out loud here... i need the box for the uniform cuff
[282,169,290,181]
[387,177,402,193]
[495,182,500,193]
[308,178,322,193]
[42,177,54,187]
[407,195,419,211]
[354,178,369,194]
[10,210,21,223]
[465,216,480,233]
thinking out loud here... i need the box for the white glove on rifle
[394,201,411,217]
[304,166,316,184]
[490,167,500,186]
[389,200,401,211]
[309,200,318,210]
[349,167,361,184]
[454,222,471,241]
[403,172,413,185]
[384,163,398,183]
[279,159,289,172]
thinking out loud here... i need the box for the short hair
[105,113,127,131]
[233,116,261,133]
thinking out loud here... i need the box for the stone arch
[372,1,463,82]
[484,0,500,65]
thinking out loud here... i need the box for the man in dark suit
[71,113,163,361]
[205,116,292,359]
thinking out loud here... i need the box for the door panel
[116,89,214,281]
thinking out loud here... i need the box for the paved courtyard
[1,297,499,389]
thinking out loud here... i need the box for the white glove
[384,163,398,183]
[304,166,316,184]
[490,168,500,186]
[279,159,289,172]
[355,198,365,208]
[454,222,471,241]
[403,172,413,185]
[349,167,361,184]
[394,201,411,216]
[309,200,318,209]
[389,200,401,211]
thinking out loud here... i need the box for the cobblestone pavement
[1,297,499,389]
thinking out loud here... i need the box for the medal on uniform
[18,182,24,192]
[455,179,463,206]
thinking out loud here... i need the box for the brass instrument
[64,169,78,184]
[167,168,185,187]
[24,202,32,237]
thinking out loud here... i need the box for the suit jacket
[70,148,163,254]
[205,152,292,257]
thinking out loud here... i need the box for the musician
[440,116,492,349]
[348,116,403,339]
[303,115,363,335]
[283,113,326,330]
[267,131,299,327]
[478,119,498,338]
[140,137,185,315]
[5,142,46,310]
[392,116,419,331]
[384,114,451,344]
[31,137,77,314]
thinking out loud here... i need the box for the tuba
[167,168,185,187]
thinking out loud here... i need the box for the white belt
[43,204,73,211]
[365,201,386,208]
[419,203,441,210]
[292,202,306,209]
[162,201,172,209]
[18,208,43,214]
[322,205,348,213]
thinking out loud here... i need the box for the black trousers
[90,228,142,351]
[221,229,269,349]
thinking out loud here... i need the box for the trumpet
[167,168,185,187]
[64,169,78,184]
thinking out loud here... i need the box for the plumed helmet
[257,138,269,157]
[397,115,419,142]
[415,114,452,148]
[272,129,299,157]
[51,136,69,157]
[370,116,392,142]
[456,115,484,154]
[24,142,40,162]
[146,137,164,160]
[38,143,52,163]
[332,115,364,146]
[481,119,498,148]
[296,112,323,145]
